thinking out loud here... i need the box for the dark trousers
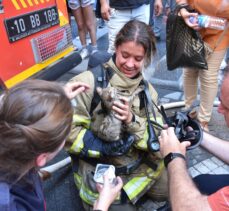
[193,174,229,195]
[149,0,155,26]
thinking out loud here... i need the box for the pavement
[43,18,229,211]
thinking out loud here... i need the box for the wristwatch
[164,152,186,168]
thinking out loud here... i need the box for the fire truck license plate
[5,6,59,43]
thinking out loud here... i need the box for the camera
[93,164,116,184]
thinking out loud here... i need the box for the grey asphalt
[43,19,229,211]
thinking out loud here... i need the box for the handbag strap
[175,3,194,15]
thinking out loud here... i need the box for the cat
[94,86,144,142]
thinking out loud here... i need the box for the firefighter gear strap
[71,152,158,176]
[77,153,143,175]
[89,64,114,115]
[143,81,161,152]
[115,154,143,175]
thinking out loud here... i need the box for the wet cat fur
[95,86,143,141]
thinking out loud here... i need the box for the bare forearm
[100,0,107,6]
[168,159,211,211]
[201,132,229,164]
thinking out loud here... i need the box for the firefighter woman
[66,20,168,210]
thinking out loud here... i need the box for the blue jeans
[149,0,155,26]
[153,0,176,37]
[107,4,150,53]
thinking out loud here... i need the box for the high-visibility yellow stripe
[19,0,28,8]
[123,161,164,201]
[69,129,86,154]
[5,47,74,88]
[73,114,90,128]
[135,126,148,150]
[69,127,101,157]
[73,173,82,189]
[88,150,100,158]
[12,0,21,10]
[146,160,164,179]
[74,173,97,205]
[156,116,163,127]
[124,176,152,201]
[80,182,98,205]
[74,172,121,205]
[135,116,164,150]
[26,0,33,6]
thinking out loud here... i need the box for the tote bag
[166,5,208,71]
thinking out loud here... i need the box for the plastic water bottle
[189,15,227,30]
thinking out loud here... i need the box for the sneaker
[80,48,89,60]
[91,49,98,55]
[91,45,98,55]
[72,45,78,51]
[72,37,79,51]
[72,37,79,46]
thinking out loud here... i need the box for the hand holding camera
[93,164,123,211]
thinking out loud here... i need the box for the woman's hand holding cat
[112,96,133,124]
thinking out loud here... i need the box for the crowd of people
[177,0,229,132]
[0,0,228,210]
[67,0,164,55]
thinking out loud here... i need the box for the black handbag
[166,5,208,70]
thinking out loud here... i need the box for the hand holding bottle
[189,15,227,30]
[179,8,199,30]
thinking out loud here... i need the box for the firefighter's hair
[114,19,156,68]
[0,80,73,183]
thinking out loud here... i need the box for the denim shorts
[68,0,95,10]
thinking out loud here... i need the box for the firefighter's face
[115,41,145,78]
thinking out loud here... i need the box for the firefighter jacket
[66,58,165,206]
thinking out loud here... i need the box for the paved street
[43,19,229,211]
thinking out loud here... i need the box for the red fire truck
[0,0,81,90]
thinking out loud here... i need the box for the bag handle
[175,3,193,15]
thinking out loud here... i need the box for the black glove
[81,130,134,157]
[102,135,135,156]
